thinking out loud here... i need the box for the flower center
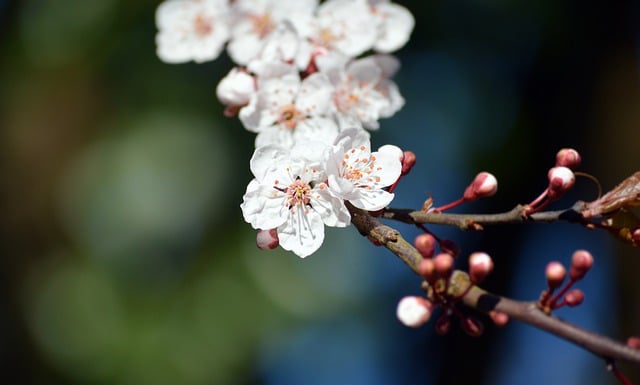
[193,13,213,37]
[278,104,304,129]
[285,178,312,208]
[251,13,275,38]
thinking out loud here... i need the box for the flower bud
[216,68,255,107]
[417,258,436,282]
[627,336,640,349]
[547,166,575,198]
[564,289,585,307]
[439,239,460,258]
[463,172,498,201]
[569,249,594,281]
[414,234,436,259]
[555,148,581,170]
[435,314,451,335]
[401,151,416,176]
[490,311,510,327]
[632,228,640,246]
[461,316,484,337]
[396,296,433,328]
[468,252,494,284]
[256,228,279,250]
[545,261,566,289]
[434,253,454,279]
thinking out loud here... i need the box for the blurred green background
[1,0,640,384]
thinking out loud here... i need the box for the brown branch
[349,204,640,366]
[382,204,584,230]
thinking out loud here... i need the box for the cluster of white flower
[156,0,414,257]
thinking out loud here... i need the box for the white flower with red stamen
[328,55,404,130]
[241,145,350,257]
[227,0,317,65]
[326,129,402,210]
[239,71,339,148]
[155,0,230,64]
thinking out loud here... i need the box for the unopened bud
[555,148,581,170]
[439,239,460,258]
[627,336,640,349]
[545,261,566,289]
[417,258,436,282]
[435,314,451,335]
[468,252,494,283]
[461,316,484,337]
[216,68,255,107]
[632,228,640,246]
[547,166,575,198]
[489,311,510,327]
[396,296,433,328]
[256,229,279,250]
[463,172,498,201]
[564,289,585,307]
[415,234,436,259]
[401,151,416,176]
[434,253,454,279]
[569,250,594,281]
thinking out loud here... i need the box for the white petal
[311,184,351,227]
[372,145,402,186]
[249,145,290,181]
[296,73,334,115]
[373,3,414,53]
[277,208,325,258]
[240,179,288,229]
[348,189,394,211]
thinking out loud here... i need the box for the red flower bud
[401,151,417,176]
[627,336,640,349]
[569,250,594,281]
[435,314,451,335]
[417,258,436,282]
[468,252,494,284]
[564,289,585,307]
[256,229,279,250]
[414,234,436,259]
[555,148,581,170]
[545,261,566,289]
[463,172,498,201]
[461,316,484,337]
[490,311,510,327]
[547,166,575,198]
[434,253,454,279]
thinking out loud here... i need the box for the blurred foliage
[1,0,640,385]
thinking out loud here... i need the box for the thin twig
[348,204,640,367]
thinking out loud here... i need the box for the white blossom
[227,0,317,65]
[241,145,350,257]
[328,55,404,130]
[155,0,230,64]
[239,71,339,148]
[326,129,402,211]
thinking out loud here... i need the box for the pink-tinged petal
[216,67,255,106]
[277,208,325,258]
